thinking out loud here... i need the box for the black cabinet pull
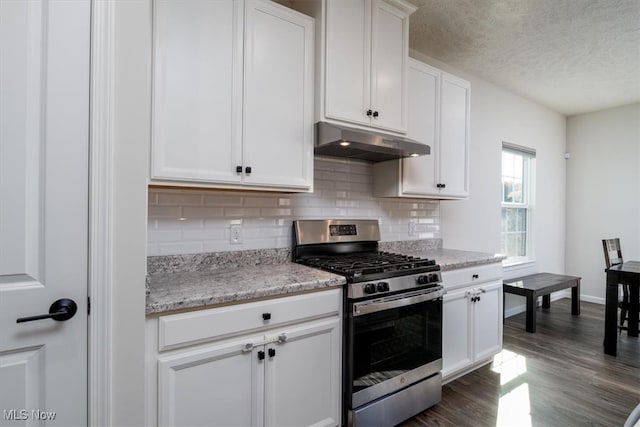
[236,165,242,173]
[372,111,379,118]
[436,183,442,188]
[258,350,265,361]
[262,312,271,321]
[268,348,276,358]
[472,274,479,279]
[245,166,252,174]
[441,183,446,188]
[366,109,373,117]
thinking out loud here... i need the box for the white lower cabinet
[263,319,341,427]
[147,289,342,427]
[157,335,261,426]
[441,264,503,382]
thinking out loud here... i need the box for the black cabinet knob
[372,111,379,118]
[366,109,373,117]
[258,350,265,360]
[268,348,276,358]
[472,274,479,279]
[236,165,242,173]
[262,312,271,321]
[245,166,252,174]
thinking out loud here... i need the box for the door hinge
[87,296,91,316]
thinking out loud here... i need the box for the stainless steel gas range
[293,220,444,427]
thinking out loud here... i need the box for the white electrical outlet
[230,225,243,244]
[408,223,417,236]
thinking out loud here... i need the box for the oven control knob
[428,273,440,283]
[417,275,428,285]
[377,282,389,292]
[364,283,377,294]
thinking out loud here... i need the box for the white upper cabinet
[401,60,440,194]
[322,0,415,133]
[373,58,470,199]
[439,72,470,198]
[151,0,314,192]
[152,0,243,185]
[243,0,314,189]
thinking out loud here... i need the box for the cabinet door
[264,318,341,427]
[157,337,262,427]
[152,0,243,183]
[370,0,409,133]
[442,288,472,378]
[401,59,440,195]
[243,0,314,189]
[439,73,470,197]
[473,280,503,361]
[324,0,371,127]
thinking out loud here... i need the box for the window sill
[502,259,536,271]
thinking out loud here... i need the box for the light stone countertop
[145,243,505,315]
[400,248,506,271]
[146,262,346,315]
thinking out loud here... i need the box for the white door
[0,1,90,425]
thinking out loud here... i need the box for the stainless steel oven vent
[315,121,430,162]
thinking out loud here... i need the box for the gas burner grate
[302,251,435,277]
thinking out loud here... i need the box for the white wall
[566,103,640,303]
[110,1,150,424]
[410,50,568,314]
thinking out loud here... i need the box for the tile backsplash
[147,156,440,255]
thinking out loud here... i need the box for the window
[501,142,535,263]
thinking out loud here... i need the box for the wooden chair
[602,238,636,332]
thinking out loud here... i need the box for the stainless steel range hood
[315,121,430,162]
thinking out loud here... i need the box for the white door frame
[89,1,116,424]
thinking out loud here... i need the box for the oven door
[348,287,443,409]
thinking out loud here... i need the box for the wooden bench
[503,273,581,333]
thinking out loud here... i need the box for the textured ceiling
[407,0,640,116]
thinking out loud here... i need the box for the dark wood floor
[400,299,640,427]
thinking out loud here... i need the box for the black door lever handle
[16,298,77,323]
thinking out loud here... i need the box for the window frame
[500,143,535,266]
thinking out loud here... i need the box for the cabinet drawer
[158,289,341,351]
[441,263,502,291]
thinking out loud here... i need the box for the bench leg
[542,294,551,309]
[571,280,580,315]
[526,294,536,333]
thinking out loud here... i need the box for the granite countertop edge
[146,263,346,315]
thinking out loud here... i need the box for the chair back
[602,238,623,268]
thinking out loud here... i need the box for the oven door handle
[352,288,445,317]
